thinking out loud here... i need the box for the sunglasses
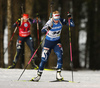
[54,19,59,21]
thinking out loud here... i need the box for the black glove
[67,13,71,18]
[48,26,52,30]
[12,19,21,27]
[17,19,21,23]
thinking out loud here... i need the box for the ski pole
[18,30,49,81]
[4,27,17,55]
[68,14,74,82]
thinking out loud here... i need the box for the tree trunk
[7,0,13,66]
[0,0,6,67]
[87,0,100,69]
[72,0,82,68]
[11,0,24,68]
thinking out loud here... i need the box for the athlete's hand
[48,26,52,30]
[67,12,71,19]
[17,19,21,23]
[67,13,71,17]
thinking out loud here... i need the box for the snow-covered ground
[0,68,100,88]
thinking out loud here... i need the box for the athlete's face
[53,19,59,23]
[23,18,28,22]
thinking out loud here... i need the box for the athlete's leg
[8,36,23,69]
[31,39,53,81]
[25,36,38,69]
[31,47,51,81]
[25,36,34,58]
[13,39,23,63]
[54,43,63,80]
[39,47,51,71]
[54,43,63,69]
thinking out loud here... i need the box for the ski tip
[69,81,80,83]
[44,68,54,71]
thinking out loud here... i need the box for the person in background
[31,11,75,82]
[8,14,38,69]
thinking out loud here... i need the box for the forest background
[0,0,100,70]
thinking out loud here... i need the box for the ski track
[0,68,100,88]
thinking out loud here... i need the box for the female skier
[31,11,75,81]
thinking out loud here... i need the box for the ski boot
[30,71,42,82]
[56,69,63,81]
[7,62,16,69]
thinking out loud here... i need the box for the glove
[48,26,52,30]
[33,19,36,23]
[13,19,21,27]
[16,19,21,26]
[17,19,21,23]
[67,12,71,18]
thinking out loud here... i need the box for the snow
[0,68,100,88]
[4,26,8,64]
[79,30,87,44]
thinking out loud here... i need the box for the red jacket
[18,21,31,37]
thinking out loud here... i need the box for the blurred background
[0,0,100,70]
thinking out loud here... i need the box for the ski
[50,79,69,82]
[18,80,42,82]
[50,79,80,83]
[18,79,80,83]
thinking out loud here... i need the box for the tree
[7,0,25,68]
[87,0,100,69]
[0,0,6,67]
[72,0,83,68]
[7,0,13,67]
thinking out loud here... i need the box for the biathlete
[31,11,75,81]
[8,14,38,69]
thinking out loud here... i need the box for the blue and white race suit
[38,18,75,72]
